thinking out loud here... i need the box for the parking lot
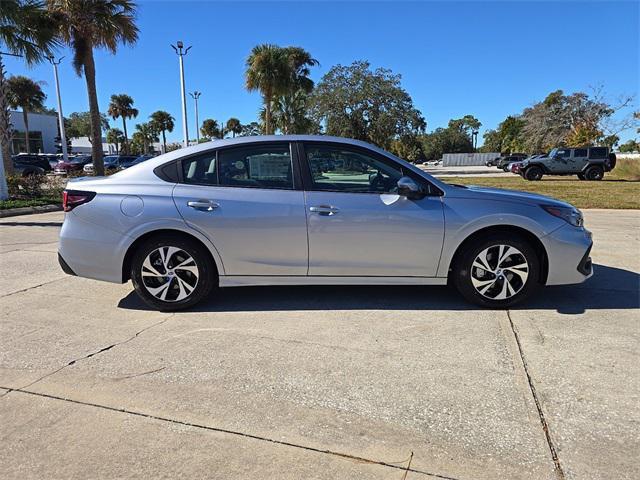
[1,209,638,479]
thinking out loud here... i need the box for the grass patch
[0,197,61,210]
[442,176,639,209]
[611,158,640,181]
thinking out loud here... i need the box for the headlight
[541,205,583,227]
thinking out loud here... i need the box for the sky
[5,0,639,145]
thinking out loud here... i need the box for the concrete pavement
[1,210,638,479]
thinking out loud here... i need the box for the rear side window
[573,149,587,157]
[182,151,217,186]
[589,147,608,159]
[218,144,293,189]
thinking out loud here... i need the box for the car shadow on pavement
[118,264,639,314]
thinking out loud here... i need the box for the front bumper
[542,224,593,285]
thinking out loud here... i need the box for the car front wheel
[131,234,216,311]
[524,166,543,181]
[453,235,540,308]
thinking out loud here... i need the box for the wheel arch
[447,225,549,285]
[122,228,221,283]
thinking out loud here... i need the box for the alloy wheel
[470,244,529,300]
[140,246,199,302]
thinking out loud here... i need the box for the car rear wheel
[524,166,543,181]
[131,235,216,311]
[584,165,604,181]
[453,234,540,308]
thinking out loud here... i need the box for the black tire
[584,165,604,181]
[453,234,540,308]
[502,166,510,172]
[606,153,617,171]
[524,166,543,181]
[131,234,217,311]
[577,173,586,180]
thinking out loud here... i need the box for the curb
[0,204,62,218]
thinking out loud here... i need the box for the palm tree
[134,122,158,154]
[200,119,220,140]
[0,0,59,181]
[106,127,123,153]
[48,0,139,176]
[149,110,174,152]
[6,76,47,153]
[107,94,138,155]
[226,118,242,138]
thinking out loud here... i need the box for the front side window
[555,149,571,159]
[219,144,293,189]
[305,144,403,193]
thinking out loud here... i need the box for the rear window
[573,149,587,157]
[182,151,217,186]
[218,144,293,189]
[589,147,608,159]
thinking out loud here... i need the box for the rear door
[173,143,308,276]
[300,142,444,277]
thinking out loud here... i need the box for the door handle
[187,200,219,212]
[309,205,339,216]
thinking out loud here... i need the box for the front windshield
[547,148,558,158]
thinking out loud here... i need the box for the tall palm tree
[107,94,138,154]
[134,122,158,154]
[48,0,139,176]
[200,119,220,140]
[0,0,59,181]
[105,127,123,153]
[6,76,47,153]
[149,110,174,152]
[225,117,242,137]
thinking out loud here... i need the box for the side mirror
[397,176,426,200]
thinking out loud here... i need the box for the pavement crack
[506,310,565,480]
[0,314,174,398]
[0,278,66,298]
[0,387,460,480]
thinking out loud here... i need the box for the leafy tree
[65,111,109,140]
[419,126,473,160]
[106,127,124,153]
[619,139,639,153]
[310,61,425,150]
[389,135,424,162]
[480,116,525,153]
[6,75,46,153]
[268,90,320,134]
[0,0,59,179]
[134,122,158,154]
[239,121,262,137]
[225,117,242,137]
[107,94,138,154]
[200,119,220,140]
[245,44,318,135]
[149,110,174,152]
[48,0,139,176]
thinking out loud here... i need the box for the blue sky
[5,0,639,144]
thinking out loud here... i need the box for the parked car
[59,135,593,311]
[119,154,154,169]
[495,153,528,171]
[83,155,138,174]
[12,154,52,176]
[519,147,616,181]
[54,155,92,175]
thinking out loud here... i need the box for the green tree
[418,126,473,160]
[149,110,174,152]
[48,0,139,175]
[269,90,319,134]
[480,116,526,153]
[0,0,59,179]
[239,121,262,137]
[200,119,220,140]
[65,111,109,141]
[225,117,242,137]
[6,75,46,153]
[310,61,425,150]
[106,127,124,153]
[107,93,138,154]
[134,122,158,154]
[619,139,639,153]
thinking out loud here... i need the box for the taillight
[62,190,96,212]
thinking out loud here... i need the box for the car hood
[449,184,575,208]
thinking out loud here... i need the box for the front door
[173,143,308,276]
[301,143,445,277]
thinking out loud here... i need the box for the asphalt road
[1,210,638,480]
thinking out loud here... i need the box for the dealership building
[9,110,59,154]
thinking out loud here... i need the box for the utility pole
[171,41,192,148]
[189,91,201,143]
[49,56,69,162]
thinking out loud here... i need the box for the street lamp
[189,91,201,143]
[171,41,192,148]
[48,56,69,162]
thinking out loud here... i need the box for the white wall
[10,110,58,153]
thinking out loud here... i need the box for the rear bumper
[58,252,77,276]
[542,224,593,285]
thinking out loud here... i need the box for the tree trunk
[22,109,30,153]
[122,117,129,155]
[264,89,272,135]
[162,130,166,152]
[83,48,104,176]
[0,56,14,176]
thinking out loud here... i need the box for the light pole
[171,41,192,148]
[48,56,69,162]
[189,91,201,143]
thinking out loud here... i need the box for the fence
[442,152,500,167]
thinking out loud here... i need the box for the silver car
[58,135,593,311]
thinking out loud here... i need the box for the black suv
[12,154,53,176]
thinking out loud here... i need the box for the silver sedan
[58,135,593,311]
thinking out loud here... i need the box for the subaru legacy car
[58,135,592,311]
